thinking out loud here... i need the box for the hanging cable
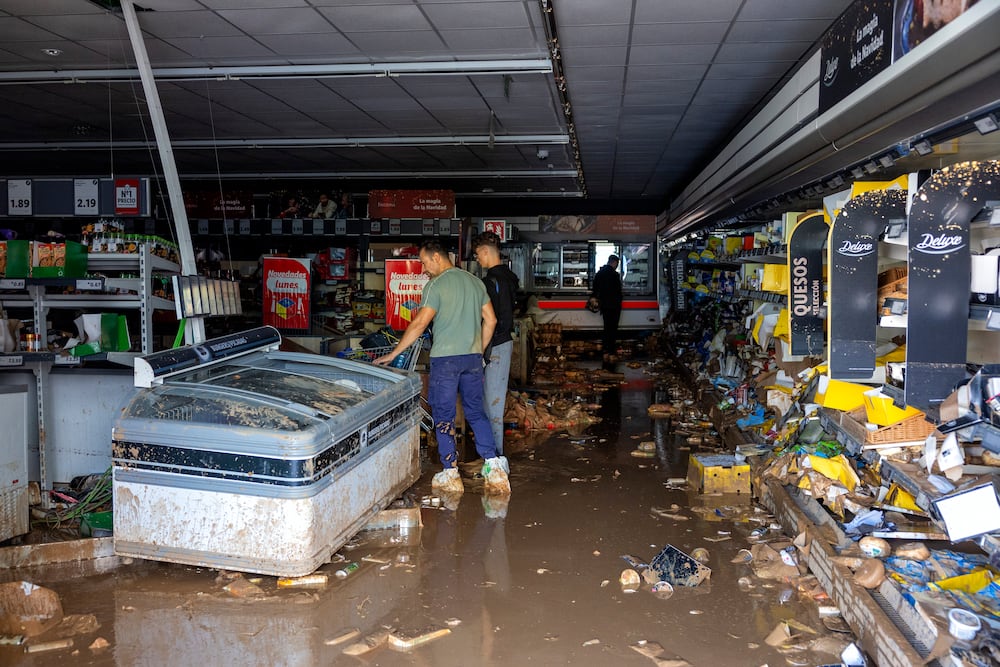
[205,82,234,276]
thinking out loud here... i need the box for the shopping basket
[336,336,432,431]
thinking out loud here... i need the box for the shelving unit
[0,244,179,498]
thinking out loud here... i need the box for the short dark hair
[420,239,450,257]
[472,231,501,251]
[608,255,619,264]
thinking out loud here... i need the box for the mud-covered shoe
[432,467,464,495]
[482,457,511,496]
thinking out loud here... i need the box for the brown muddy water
[2,364,855,666]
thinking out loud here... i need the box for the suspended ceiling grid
[0,0,851,210]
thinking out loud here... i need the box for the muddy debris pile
[0,581,109,657]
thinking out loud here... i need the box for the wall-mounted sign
[183,190,252,219]
[538,214,655,236]
[262,257,311,331]
[385,259,430,331]
[368,189,455,218]
[905,162,993,415]
[818,0,894,113]
[828,189,905,379]
[114,178,140,216]
[788,213,829,356]
[484,219,507,242]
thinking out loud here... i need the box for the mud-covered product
[112,334,421,577]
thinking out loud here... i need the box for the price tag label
[271,219,283,235]
[0,355,23,367]
[224,219,234,235]
[197,219,209,235]
[76,279,103,290]
[0,278,25,289]
[422,219,434,235]
[74,179,99,215]
[312,219,325,235]
[54,355,81,366]
[388,220,401,235]
[438,218,451,235]
[370,220,382,234]
[334,219,347,236]
[291,219,304,235]
[7,179,32,215]
[239,219,251,235]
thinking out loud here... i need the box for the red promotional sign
[262,257,311,330]
[368,189,455,219]
[483,219,506,243]
[114,178,140,216]
[385,259,429,331]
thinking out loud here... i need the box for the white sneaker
[482,457,511,496]
[432,467,464,495]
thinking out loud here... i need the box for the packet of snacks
[0,241,7,275]
[34,242,55,267]
[54,243,66,267]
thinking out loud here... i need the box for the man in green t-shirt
[375,240,511,499]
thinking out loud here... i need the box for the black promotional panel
[905,162,999,414]
[818,0,894,113]
[788,214,829,356]
[829,190,906,379]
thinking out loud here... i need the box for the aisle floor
[2,363,853,666]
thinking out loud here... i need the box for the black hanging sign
[788,214,829,356]
[818,0,894,114]
[906,162,999,415]
[829,189,906,379]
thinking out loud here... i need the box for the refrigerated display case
[113,326,421,577]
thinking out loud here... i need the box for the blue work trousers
[429,353,498,468]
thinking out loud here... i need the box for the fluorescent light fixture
[974,114,999,135]
[864,161,879,174]
[878,154,895,168]
[41,48,63,57]
[851,167,865,179]
[913,139,933,156]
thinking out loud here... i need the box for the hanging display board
[829,189,906,379]
[73,179,99,215]
[788,214,828,356]
[368,189,454,218]
[7,179,32,216]
[818,0,894,113]
[906,162,999,414]
[385,259,430,331]
[262,257,311,331]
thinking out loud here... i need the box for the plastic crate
[687,453,750,494]
[649,544,712,587]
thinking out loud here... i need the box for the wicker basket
[847,407,938,444]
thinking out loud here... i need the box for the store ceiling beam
[177,169,580,180]
[0,59,554,85]
[0,135,570,151]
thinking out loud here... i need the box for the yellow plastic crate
[687,454,750,495]
[862,389,924,426]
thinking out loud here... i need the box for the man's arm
[373,305,436,365]
[481,301,497,354]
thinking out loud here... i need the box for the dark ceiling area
[0,0,852,216]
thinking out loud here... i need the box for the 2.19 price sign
[74,178,99,215]
[7,179,32,215]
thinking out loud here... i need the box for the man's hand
[373,354,396,366]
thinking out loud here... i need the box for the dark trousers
[428,353,498,467]
[601,307,621,356]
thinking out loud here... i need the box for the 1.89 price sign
[7,179,32,215]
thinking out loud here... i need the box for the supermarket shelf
[88,252,179,274]
[687,260,742,270]
[880,305,998,330]
[715,244,788,265]
[879,241,908,263]
[0,277,104,290]
[735,289,787,305]
[0,352,56,367]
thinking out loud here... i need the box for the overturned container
[112,327,421,577]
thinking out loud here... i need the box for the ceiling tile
[634,0,741,23]
[738,0,850,21]
[200,0,309,7]
[138,11,244,38]
[717,41,813,63]
[169,36,275,59]
[631,21,730,46]
[0,48,30,65]
[706,61,789,79]
[80,38,193,65]
[254,33,360,57]
[217,8,332,35]
[727,19,832,42]
[0,0,103,15]
[439,28,539,52]
[423,1,529,29]
[625,78,699,96]
[318,5,430,32]
[133,0,204,9]
[23,13,129,41]
[627,64,709,80]
[563,46,627,68]
[346,31,447,55]
[557,24,630,48]
[557,0,633,26]
[629,43,718,66]
[563,66,625,83]
[0,16,64,42]
[697,77,774,95]
[1,40,109,66]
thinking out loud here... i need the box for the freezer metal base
[113,425,419,577]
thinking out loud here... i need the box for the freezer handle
[134,326,282,388]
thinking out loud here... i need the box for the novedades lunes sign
[789,215,829,356]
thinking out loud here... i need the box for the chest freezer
[112,327,421,577]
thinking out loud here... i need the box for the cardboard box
[687,453,750,494]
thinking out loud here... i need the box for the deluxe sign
[788,215,829,356]
[829,189,905,379]
[818,0,893,113]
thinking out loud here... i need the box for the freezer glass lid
[176,364,368,417]
[124,385,318,431]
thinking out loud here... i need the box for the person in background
[311,193,337,219]
[278,198,300,219]
[473,232,518,465]
[336,192,352,219]
[591,255,623,362]
[374,239,511,498]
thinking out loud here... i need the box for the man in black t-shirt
[591,255,623,361]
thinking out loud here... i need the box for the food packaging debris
[894,542,930,560]
[779,547,798,567]
[0,581,63,637]
[630,449,656,458]
[651,581,674,599]
[690,547,710,564]
[24,638,74,653]
[648,545,712,587]
[223,578,265,598]
[324,628,361,646]
[334,563,360,579]
[278,573,329,588]
[619,569,641,591]
[638,441,656,452]
[388,628,451,651]
[853,559,885,589]
[858,536,891,558]
[444,618,462,627]
[582,638,601,647]
[88,637,110,651]
[730,549,753,564]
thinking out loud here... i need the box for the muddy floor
[2,363,855,666]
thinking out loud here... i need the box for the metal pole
[120,0,204,344]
